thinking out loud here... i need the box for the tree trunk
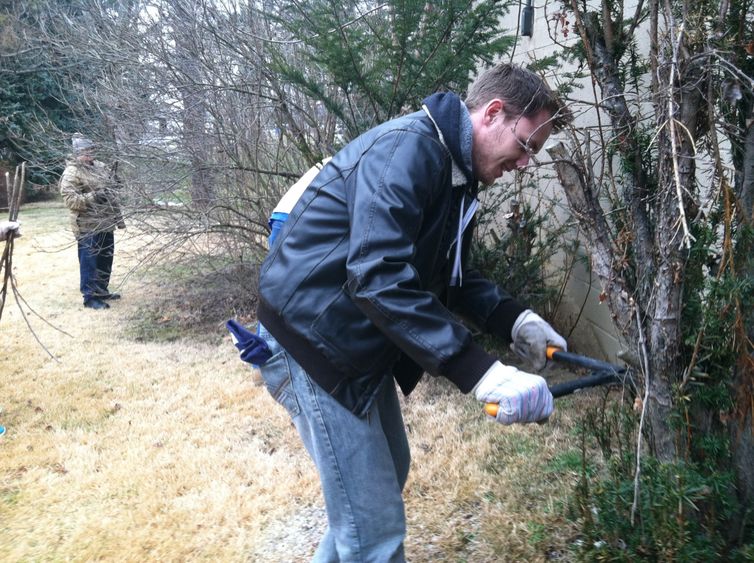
[730,118,754,530]
[181,85,213,208]
[173,0,213,209]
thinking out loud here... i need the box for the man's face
[471,100,553,185]
[77,149,95,165]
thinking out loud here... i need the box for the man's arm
[455,267,567,371]
[343,129,496,392]
[60,166,96,211]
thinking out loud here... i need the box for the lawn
[1,202,591,562]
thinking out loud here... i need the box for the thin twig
[11,280,63,362]
[631,303,651,525]
[0,164,24,319]
[667,22,695,249]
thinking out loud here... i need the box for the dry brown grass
[1,202,590,562]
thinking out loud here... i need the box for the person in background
[255,63,568,561]
[268,157,331,247]
[60,133,126,310]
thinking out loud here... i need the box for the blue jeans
[258,324,410,563]
[77,230,114,302]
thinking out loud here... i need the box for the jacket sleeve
[452,269,527,340]
[448,223,527,341]
[343,129,496,393]
[60,166,95,212]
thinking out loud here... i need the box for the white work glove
[474,361,553,425]
[0,220,21,242]
[511,309,567,371]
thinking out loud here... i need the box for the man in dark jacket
[256,63,567,561]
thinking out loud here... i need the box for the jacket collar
[421,92,475,187]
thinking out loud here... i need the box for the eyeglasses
[515,138,542,166]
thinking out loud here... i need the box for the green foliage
[681,205,753,454]
[526,521,547,546]
[268,0,516,146]
[470,184,574,314]
[566,196,754,559]
[568,402,748,562]
[578,458,735,561]
[546,448,595,476]
[0,1,84,184]
[541,0,754,554]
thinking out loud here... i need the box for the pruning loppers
[484,346,632,417]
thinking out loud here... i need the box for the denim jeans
[258,324,410,563]
[77,230,114,302]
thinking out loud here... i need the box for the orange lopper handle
[546,345,563,360]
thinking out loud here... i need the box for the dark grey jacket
[257,105,525,415]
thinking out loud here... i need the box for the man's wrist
[473,360,504,395]
[488,300,528,342]
[441,341,497,394]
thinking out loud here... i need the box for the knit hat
[72,133,95,153]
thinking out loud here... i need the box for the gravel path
[249,505,327,561]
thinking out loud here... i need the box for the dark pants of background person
[77,230,114,303]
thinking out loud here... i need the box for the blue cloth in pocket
[226,319,273,366]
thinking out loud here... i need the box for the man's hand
[93,190,110,205]
[0,220,21,242]
[474,361,553,425]
[511,309,567,371]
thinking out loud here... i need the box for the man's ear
[484,99,505,124]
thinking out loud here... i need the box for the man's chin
[479,172,498,186]
[482,172,506,186]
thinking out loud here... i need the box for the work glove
[474,361,553,425]
[511,309,567,371]
[0,220,21,242]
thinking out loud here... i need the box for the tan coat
[60,158,125,236]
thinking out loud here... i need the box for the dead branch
[1,163,70,360]
[546,141,634,334]
[571,7,655,299]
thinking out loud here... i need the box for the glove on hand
[93,191,110,205]
[0,220,21,242]
[474,361,553,425]
[511,309,567,371]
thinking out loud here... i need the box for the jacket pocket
[311,289,398,374]
[259,350,300,418]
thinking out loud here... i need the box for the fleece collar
[421,92,475,187]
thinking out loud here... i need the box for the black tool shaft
[549,372,623,398]
[550,349,623,374]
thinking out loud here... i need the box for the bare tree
[7,0,518,292]
[539,0,754,542]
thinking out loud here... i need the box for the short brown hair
[465,64,569,130]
